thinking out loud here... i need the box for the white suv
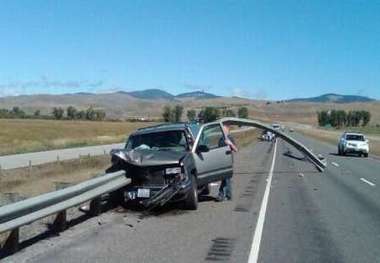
[338,132,369,157]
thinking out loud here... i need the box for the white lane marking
[331,162,340,167]
[248,140,278,263]
[360,178,376,187]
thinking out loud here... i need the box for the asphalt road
[4,133,380,263]
[0,143,124,170]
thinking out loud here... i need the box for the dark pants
[218,177,232,200]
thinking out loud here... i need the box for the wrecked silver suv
[109,122,234,210]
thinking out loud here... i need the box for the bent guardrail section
[0,170,129,253]
[219,117,327,172]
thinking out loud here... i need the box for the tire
[364,153,368,158]
[338,147,341,155]
[199,184,210,196]
[184,175,198,210]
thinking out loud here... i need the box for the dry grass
[232,128,261,148]
[296,127,380,156]
[0,119,157,156]
[0,155,111,198]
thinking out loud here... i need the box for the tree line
[317,110,371,128]
[162,105,249,123]
[0,106,106,121]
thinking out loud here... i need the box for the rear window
[346,134,365,141]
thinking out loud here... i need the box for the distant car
[108,122,234,210]
[338,132,369,157]
[272,123,281,130]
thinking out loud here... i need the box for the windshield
[126,130,189,151]
[346,134,365,141]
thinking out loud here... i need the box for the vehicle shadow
[329,152,361,158]
[283,150,306,161]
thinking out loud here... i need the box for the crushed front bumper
[125,177,192,209]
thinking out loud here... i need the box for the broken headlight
[165,167,181,175]
[165,167,186,182]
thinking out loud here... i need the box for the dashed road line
[331,162,340,167]
[247,140,278,263]
[360,178,376,187]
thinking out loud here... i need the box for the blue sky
[0,0,379,100]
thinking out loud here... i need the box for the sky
[0,0,379,100]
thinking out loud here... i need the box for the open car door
[192,123,233,186]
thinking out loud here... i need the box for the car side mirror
[197,144,210,153]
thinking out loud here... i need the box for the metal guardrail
[219,117,327,172]
[0,170,130,253]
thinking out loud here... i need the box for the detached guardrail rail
[0,170,130,253]
[220,117,327,172]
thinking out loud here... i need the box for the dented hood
[113,149,187,167]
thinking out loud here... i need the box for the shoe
[216,195,225,202]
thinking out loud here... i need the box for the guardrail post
[28,160,32,176]
[53,211,67,232]
[89,197,101,216]
[4,228,19,254]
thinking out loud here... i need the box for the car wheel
[338,147,341,155]
[184,175,198,210]
[199,184,210,196]
[364,153,368,158]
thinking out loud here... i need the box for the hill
[176,91,219,99]
[287,93,376,103]
[126,89,174,100]
[0,90,379,126]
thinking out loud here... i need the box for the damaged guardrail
[219,117,327,172]
[0,170,130,253]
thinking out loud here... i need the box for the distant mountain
[287,93,376,103]
[126,89,174,100]
[176,91,219,99]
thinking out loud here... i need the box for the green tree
[95,110,106,121]
[317,111,329,126]
[237,107,248,118]
[76,110,86,120]
[187,109,196,121]
[52,107,64,120]
[174,105,184,122]
[336,110,347,128]
[86,106,97,121]
[362,111,371,126]
[162,105,172,122]
[67,106,78,120]
[202,107,220,123]
[223,109,236,117]
[11,106,26,118]
[34,110,41,118]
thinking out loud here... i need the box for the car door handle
[225,150,232,155]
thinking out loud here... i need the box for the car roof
[132,122,201,138]
[343,132,364,136]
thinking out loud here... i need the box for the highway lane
[259,133,380,262]
[4,133,380,262]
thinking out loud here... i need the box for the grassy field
[0,155,111,198]
[0,119,157,156]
